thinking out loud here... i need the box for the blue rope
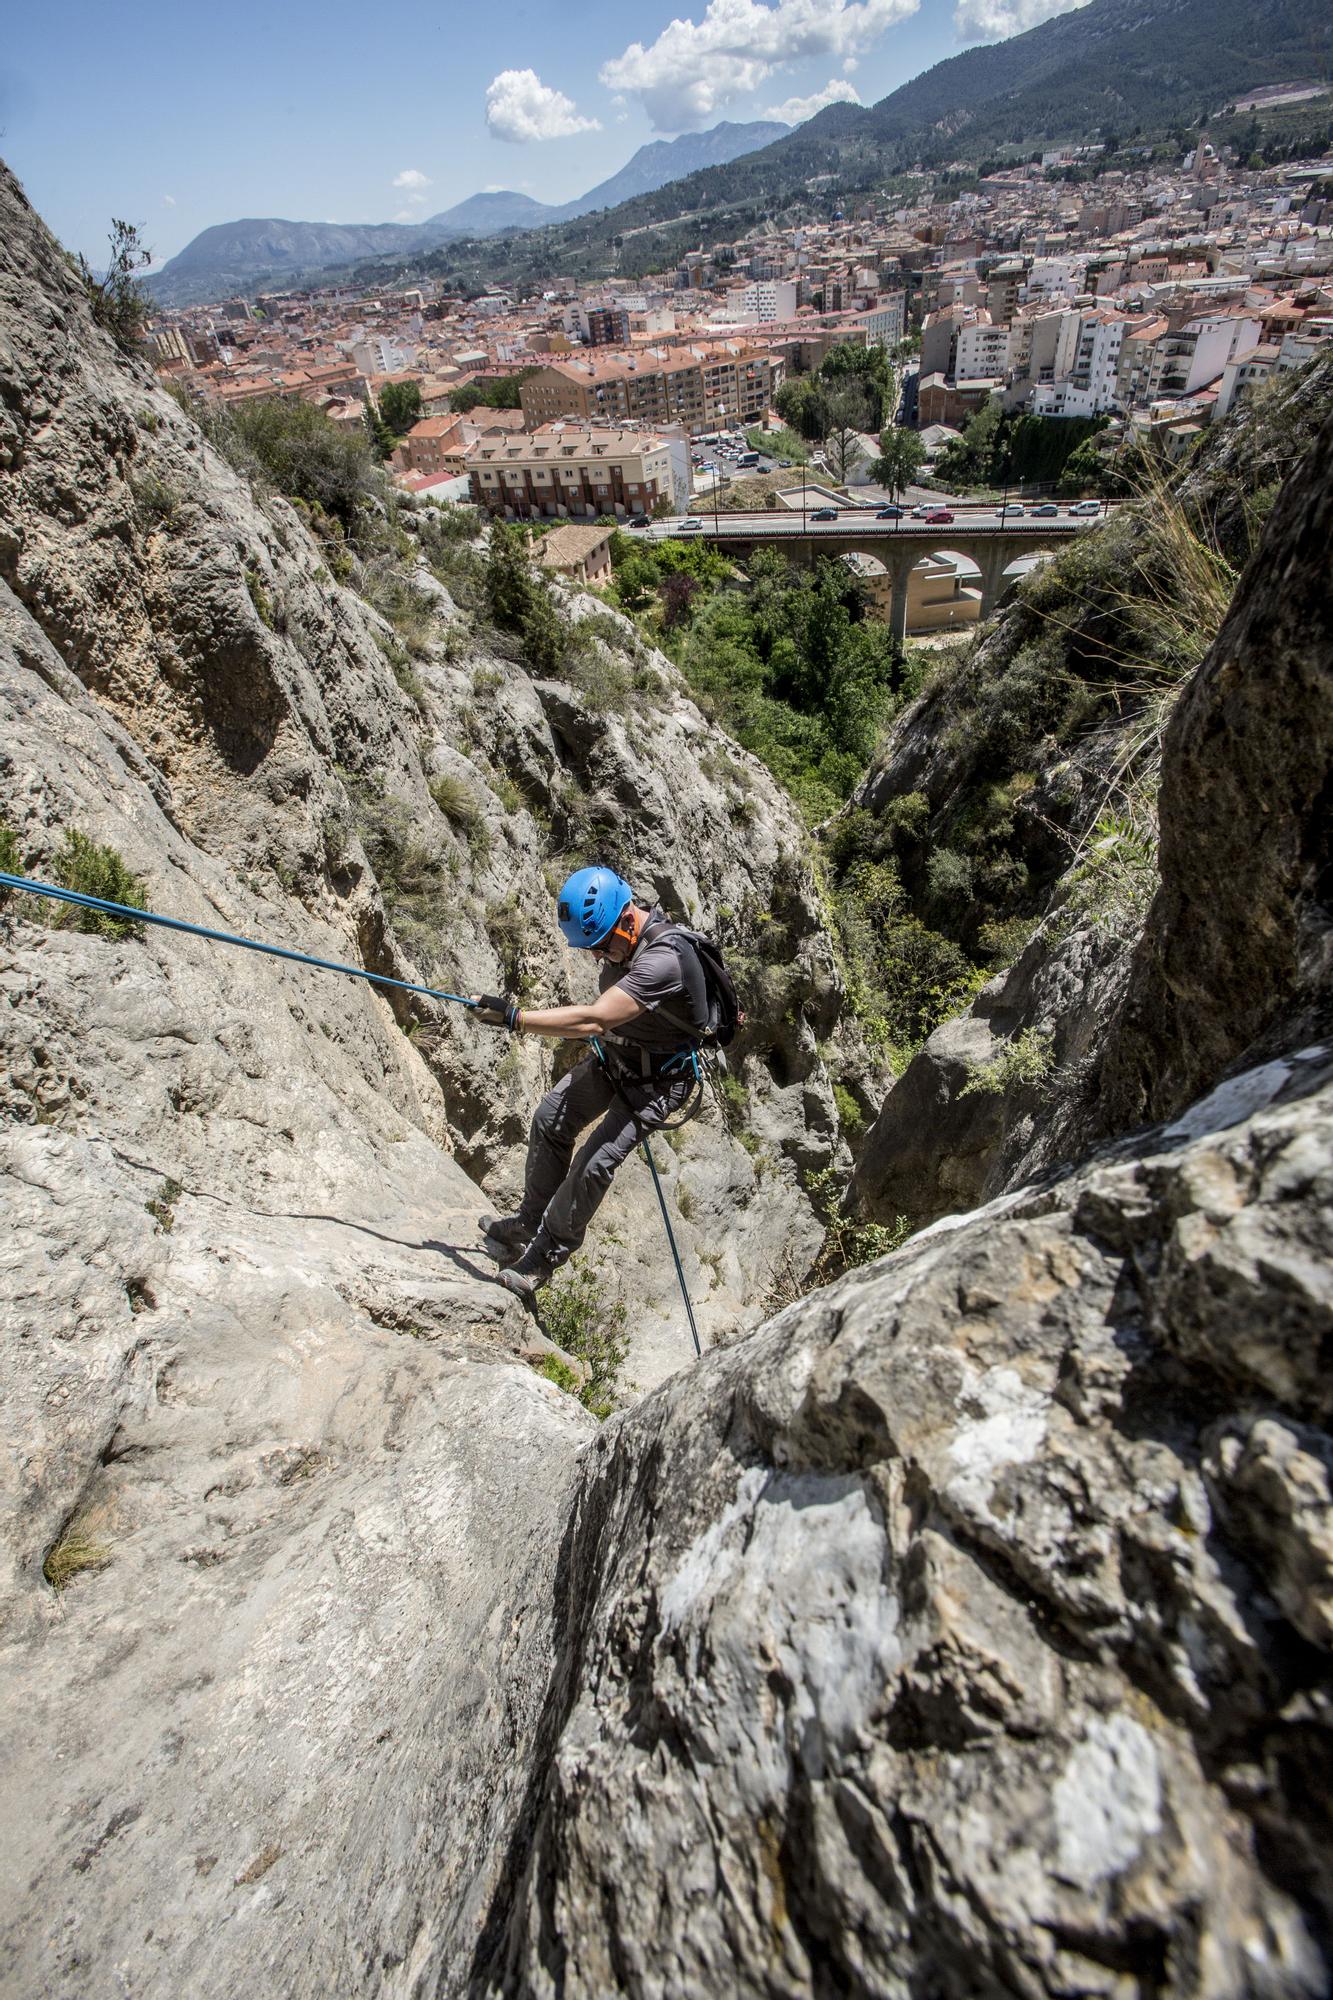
[0,870,477,1010]
[641,1134,703,1360]
[592,1036,703,1359]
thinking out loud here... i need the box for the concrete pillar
[975,538,1015,620]
[888,557,912,641]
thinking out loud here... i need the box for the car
[910,503,931,517]
[676,516,704,531]
[999,503,1026,518]
[1031,502,1060,517]
[777,458,792,468]
[626,513,651,529]
[810,507,839,521]
[875,505,903,520]
[1069,499,1102,516]
[924,507,954,524]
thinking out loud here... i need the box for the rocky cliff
[3,155,1332,1999]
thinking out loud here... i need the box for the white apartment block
[955,320,1012,381]
[349,335,418,376]
[738,280,799,322]
[1146,314,1263,401]
[855,293,907,348]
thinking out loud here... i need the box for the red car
[924,507,955,524]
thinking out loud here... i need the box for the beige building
[464,424,689,521]
[519,344,782,437]
[535,523,614,586]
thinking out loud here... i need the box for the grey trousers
[519,1054,694,1261]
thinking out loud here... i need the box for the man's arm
[473,984,645,1040]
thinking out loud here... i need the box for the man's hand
[472,993,521,1030]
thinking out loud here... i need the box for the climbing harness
[0,870,478,1011]
[592,1037,703,1359]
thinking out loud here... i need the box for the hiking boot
[481,1214,531,1255]
[498,1238,561,1300]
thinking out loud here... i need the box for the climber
[471,866,709,1300]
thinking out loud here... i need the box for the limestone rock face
[853,398,1333,1235]
[1100,403,1333,1130]
[486,1047,1333,1998]
[0,161,839,1387]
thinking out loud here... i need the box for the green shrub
[52,830,146,939]
[429,773,490,855]
[833,1081,865,1138]
[0,820,20,885]
[227,398,377,532]
[129,471,180,528]
[926,847,975,901]
[534,1261,629,1420]
[245,568,275,628]
[804,1165,910,1282]
[360,559,438,657]
[959,1027,1054,1099]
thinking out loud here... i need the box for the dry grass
[43,1508,114,1591]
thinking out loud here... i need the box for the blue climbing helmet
[557,866,633,949]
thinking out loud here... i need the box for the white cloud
[954,0,1092,41]
[162,194,176,207]
[600,0,917,132]
[391,167,432,208]
[766,77,862,123]
[485,68,602,142]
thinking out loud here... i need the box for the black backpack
[649,924,743,1050]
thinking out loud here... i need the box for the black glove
[473,993,520,1030]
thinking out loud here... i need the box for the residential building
[518,345,782,436]
[535,523,614,586]
[395,414,467,479]
[738,279,798,322]
[464,423,690,521]
[1146,313,1262,401]
[955,319,1012,382]
[1213,342,1280,419]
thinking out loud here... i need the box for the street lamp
[713,405,727,537]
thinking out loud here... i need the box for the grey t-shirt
[598,914,692,1054]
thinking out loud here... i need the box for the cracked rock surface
[485,1047,1333,1999]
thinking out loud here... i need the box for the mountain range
[341,0,1329,298]
[144,121,786,305]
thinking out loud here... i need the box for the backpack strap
[630,921,708,1042]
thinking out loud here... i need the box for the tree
[822,390,870,486]
[378,380,422,437]
[230,397,377,530]
[660,571,699,629]
[485,521,538,632]
[873,427,926,501]
[75,219,151,354]
[774,376,824,442]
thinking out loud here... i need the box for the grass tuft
[43,1510,113,1591]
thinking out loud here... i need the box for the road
[641,500,1114,543]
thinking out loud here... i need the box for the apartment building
[738,279,798,322]
[1213,342,1281,419]
[464,424,690,521]
[1145,313,1263,401]
[955,319,1012,381]
[395,414,467,479]
[518,345,782,437]
[563,304,631,346]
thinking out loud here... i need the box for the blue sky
[1,0,1086,265]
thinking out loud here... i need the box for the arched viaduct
[645,507,1109,637]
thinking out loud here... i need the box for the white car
[676,517,704,531]
[1069,499,1102,516]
